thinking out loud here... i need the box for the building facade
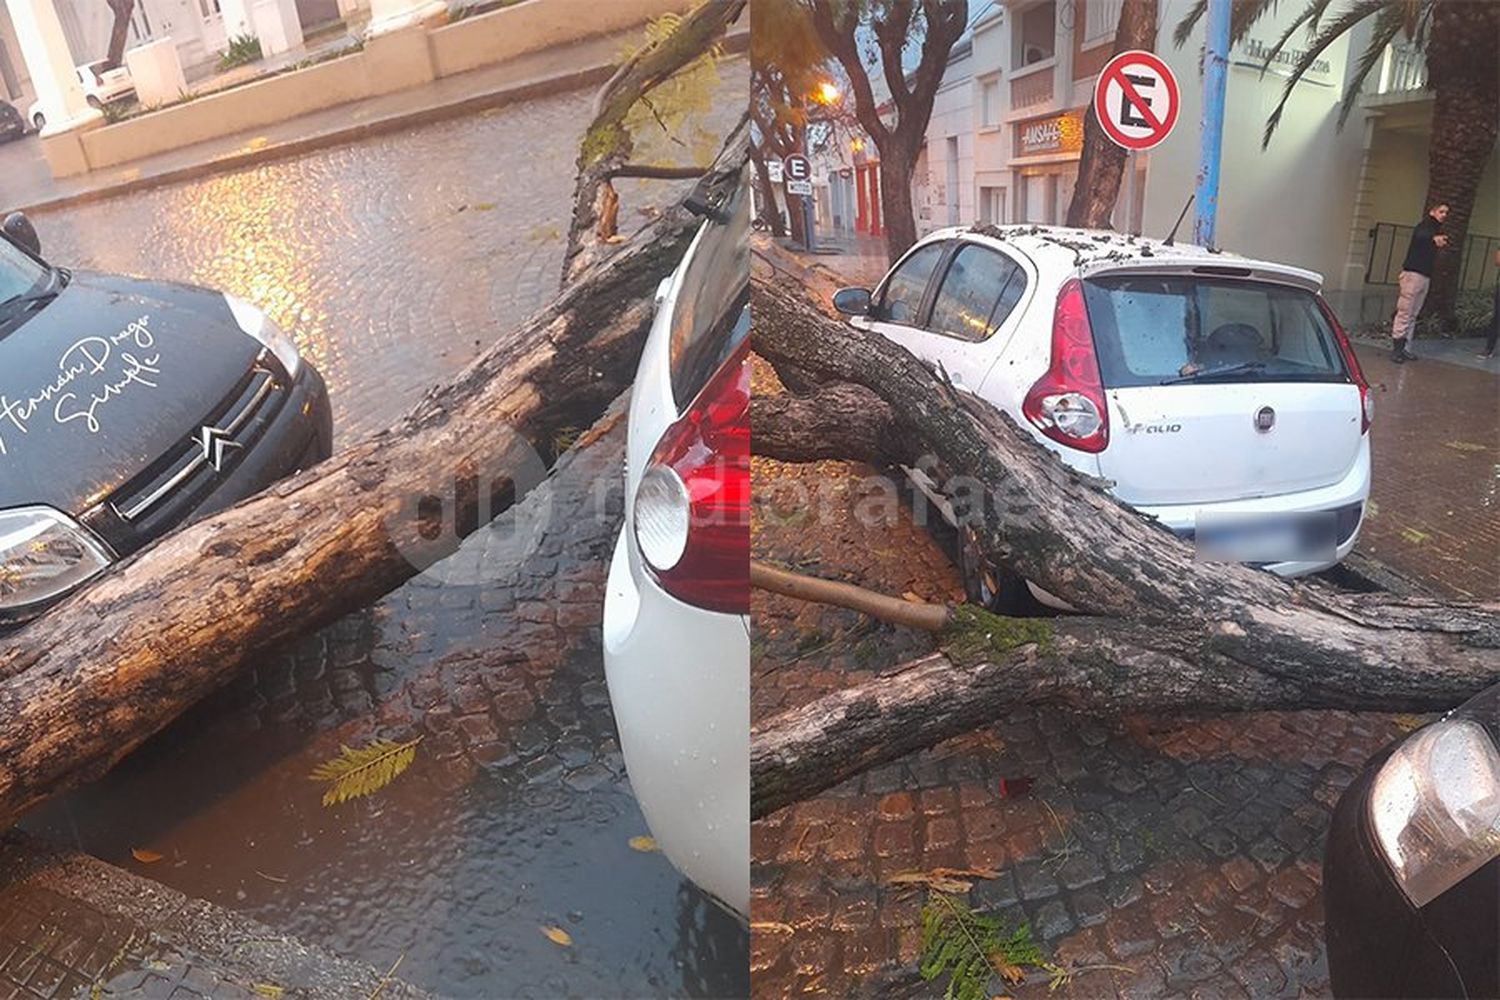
[908,0,1499,324]
[0,0,348,111]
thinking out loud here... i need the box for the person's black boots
[1392,339,1407,363]
[1403,337,1419,361]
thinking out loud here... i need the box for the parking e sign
[1094,50,1180,151]
[783,154,811,182]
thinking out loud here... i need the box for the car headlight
[0,506,114,621]
[224,293,301,378]
[1368,718,1500,906]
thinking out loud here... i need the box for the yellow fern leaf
[309,737,422,807]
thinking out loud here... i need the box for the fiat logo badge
[1254,406,1276,432]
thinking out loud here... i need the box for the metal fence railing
[1364,222,1500,291]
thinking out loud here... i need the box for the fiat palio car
[0,211,331,625]
[835,225,1372,612]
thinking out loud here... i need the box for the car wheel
[956,524,1037,617]
[86,96,102,110]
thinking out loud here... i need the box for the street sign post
[783,153,815,249]
[1093,50,1180,152]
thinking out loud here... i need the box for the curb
[0,830,433,998]
[19,62,614,216]
[20,27,749,217]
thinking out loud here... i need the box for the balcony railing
[1373,40,1428,96]
[1010,64,1054,111]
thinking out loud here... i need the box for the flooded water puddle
[20,425,747,998]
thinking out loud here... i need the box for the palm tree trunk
[1419,1,1500,327]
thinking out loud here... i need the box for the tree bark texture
[105,0,135,70]
[804,0,968,263]
[0,128,748,833]
[562,0,746,285]
[1064,0,1158,229]
[1420,1,1500,326]
[749,273,1500,816]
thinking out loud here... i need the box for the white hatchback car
[602,167,749,916]
[835,225,1372,610]
[29,61,136,129]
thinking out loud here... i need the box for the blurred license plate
[1194,510,1336,564]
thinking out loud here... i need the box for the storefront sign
[1015,109,1085,158]
[1234,36,1335,86]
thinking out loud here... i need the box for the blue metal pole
[1194,0,1231,248]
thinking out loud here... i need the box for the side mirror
[3,212,40,256]
[832,287,873,316]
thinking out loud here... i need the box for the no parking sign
[1094,50,1180,151]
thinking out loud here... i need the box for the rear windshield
[669,165,749,410]
[1081,274,1349,388]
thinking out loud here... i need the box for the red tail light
[632,339,750,614]
[1021,278,1109,453]
[1319,298,1372,435]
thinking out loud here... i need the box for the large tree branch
[804,0,891,147]
[0,130,748,834]
[563,0,746,284]
[750,380,896,464]
[748,270,1500,815]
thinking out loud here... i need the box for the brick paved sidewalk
[749,241,1437,998]
[1354,343,1499,599]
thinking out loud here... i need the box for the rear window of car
[669,166,749,409]
[1081,274,1349,388]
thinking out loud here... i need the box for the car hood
[0,270,260,515]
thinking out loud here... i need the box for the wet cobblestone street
[6,65,749,999]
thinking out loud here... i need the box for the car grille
[104,358,287,540]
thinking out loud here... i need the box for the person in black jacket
[1390,202,1449,363]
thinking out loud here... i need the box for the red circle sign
[1093,49,1179,151]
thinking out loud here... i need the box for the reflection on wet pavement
[12,71,750,999]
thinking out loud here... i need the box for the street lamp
[800,80,843,251]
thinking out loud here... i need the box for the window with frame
[926,244,1027,342]
[877,242,946,324]
[981,78,1001,126]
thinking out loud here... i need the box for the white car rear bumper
[602,527,750,917]
[1133,437,1371,577]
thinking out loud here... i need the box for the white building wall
[919,44,976,237]
[1137,2,1370,295]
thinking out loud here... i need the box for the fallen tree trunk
[562,0,746,284]
[0,121,748,833]
[749,269,1500,817]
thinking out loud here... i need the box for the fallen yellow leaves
[540,925,573,947]
[887,867,999,894]
[628,835,660,852]
[129,848,163,864]
[309,737,422,807]
[749,920,795,935]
